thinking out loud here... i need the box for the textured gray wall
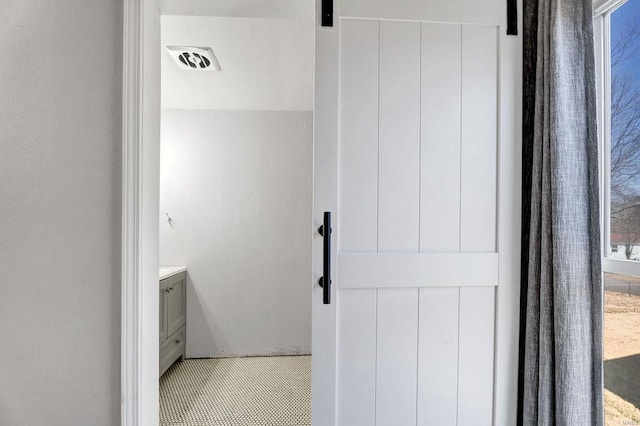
[160,109,312,358]
[0,2,122,424]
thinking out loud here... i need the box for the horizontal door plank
[340,0,501,25]
[338,253,498,288]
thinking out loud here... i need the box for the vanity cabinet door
[159,286,167,343]
[166,273,186,337]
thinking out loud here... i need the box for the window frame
[594,0,640,278]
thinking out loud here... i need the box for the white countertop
[159,266,187,280]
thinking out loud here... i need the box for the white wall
[160,109,312,357]
[159,0,314,19]
[0,1,121,424]
[161,16,314,111]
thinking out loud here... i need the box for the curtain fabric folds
[519,0,603,425]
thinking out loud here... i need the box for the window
[597,0,640,265]
[594,0,640,423]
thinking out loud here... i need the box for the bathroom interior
[156,3,314,424]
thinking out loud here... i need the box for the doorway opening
[156,5,314,425]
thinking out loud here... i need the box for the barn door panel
[335,18,500,426]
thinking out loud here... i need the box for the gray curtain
[519,0,603,425]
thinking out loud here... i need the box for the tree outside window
[609,5,640,261]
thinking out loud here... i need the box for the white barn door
[312,0,522,425]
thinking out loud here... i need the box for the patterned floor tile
[160,356,311,426]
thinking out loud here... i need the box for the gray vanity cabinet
[159,271,186,376]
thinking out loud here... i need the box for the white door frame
[122,0,143,423]
[122,0,162,425]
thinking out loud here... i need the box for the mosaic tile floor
[160,356,311,426]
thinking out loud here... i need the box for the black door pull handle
[318,212,332,304]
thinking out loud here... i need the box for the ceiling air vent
[166,46,221,71]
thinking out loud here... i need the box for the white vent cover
[165,46,221,71]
